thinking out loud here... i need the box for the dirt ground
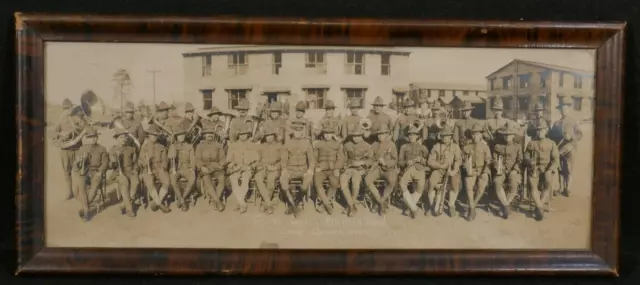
[44,126,593,249]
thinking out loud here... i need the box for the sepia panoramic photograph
[44,42,595,249]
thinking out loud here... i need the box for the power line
[147,70,161,106]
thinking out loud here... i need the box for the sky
[45,42,595,108]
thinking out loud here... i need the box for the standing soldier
[280,120,315,218]
[72,126,109,222]
[226,125,260,213]
[254,102,287,144]
[484,100,517,148]
[367,96,393,143]
[314,100,342,141]
[341,100,362,141]
[138,124,172,213]
[398,126,429,219]
[524,120,560,221]
[423,101,455,151]
[228,99,253,143]
[119,102,145,147]
[455,101,480,147]
[139,105,153,130]
[109,128,139,218]
[526,102,547,137]
[339,126,372,217]
[152,101,176,146]
[168,121,197,212]
[255,127,285,214]
[202,106,225,131]
[183,102,196,124]
[393,99,426,150]
[426,125,462,217]
[364,124,398,215]
[53,99,87,200]
[461,124,492,221]
[287,101,313,142]
[313,124,345,215]
[492,123,523,219]
[195,125,227,211]
[548,97,583,197]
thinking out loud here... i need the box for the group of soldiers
[52,94,583,223]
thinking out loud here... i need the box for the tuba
[110,116,141,149]
[411,119,424,131]
[80,90,106,125]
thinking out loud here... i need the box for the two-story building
[403,82,487,119]
[485,59,595,122]
[182,45,412,122]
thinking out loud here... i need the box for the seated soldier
[280,120,315,218]
[398,126,429,219]
[169,121,197,212]
[364,124,398,215]
[138,125,172,214]
[109,128,139,218]
[72,126,109,222]
[461,123,491,221]
[492,123,523,219]
[196,125,227,211]
[313,124,345,215]
[426,125,462,217]
[255,127,285,214]
[339,126,372,217]
[226,126,259,213]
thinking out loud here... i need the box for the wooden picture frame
[15,13,624,276]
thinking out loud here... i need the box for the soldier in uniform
[314,100,342,140]
[228,99,253,143]
[54,100,87,200]
[364,124,398,215]
[426,125,462,217]
[461,124,492,221]
[226,126,260,213]
[492,123,523,219]
[280,120,315,218]
[313,124,345,215]
[526,102,550,138]
[287,101,313,141]
[138,124,172,213]
[152,101,176,146]
[398,126,429,219]
[139,105,153,130]
[254,102,287,144]
[548,97,583,197]
[168,121,197,212]
[423,101,455,151]
[339,126,372,216]
[341,100,363,141]
[484,100,517,148]
[120,102,145,147]
[183,102,196,123]
[393,99,426,150]
[195,125,227,211]
[367,96,393,143]
[255,127,285,214]
[455,101,481,147]
[524,120,560,221]
[109,128,139,218]
[72,126,109,222]
[202,106,225,131]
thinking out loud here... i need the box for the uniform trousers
[141,169,171,206]
[399,166,426,211]
[528,169,555,210]
[229,170,253,207]
[364,167,398,204]
[201,170,226,203]
[494,170,521,206]
[339,168,366,207]
[280,168,313,206]
[71,170,103,214]
[60,149,76,197]
[427,169,462,212]
[170,167,196,203]
[314,169,340,207]
[116,172,139,213]
[254,169,281,205]
[463,169,489,208]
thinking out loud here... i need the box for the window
[540,71,549,87]
[438,90,445,97]
[462,90,469,96]
[489,78,496,90]
[344,88,366,108]
[227,52,248,75]
[490,97,496,108]
[538,96,547,109]
[574,75,583,88]
[202,55,212,76]
[381,53,391,75]
[227,89,249,109]
[304,88,328,109]
[272,52,282,75]
[201,89,213,110]
[345,52,365,75]
[518,73,531,88]
[393,92,407,110]
[305,52,326,73]
[573,97,583,111]
[502,97,513,111]
[517,96,530,113]
[559,72,564,87]
[502,76,513,89]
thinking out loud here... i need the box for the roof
[183,45,412,57]
[485,59,594,78]
[452,94,486,104]
[409,82,485,91]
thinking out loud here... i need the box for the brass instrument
[411,119,424,131]
[74,151,89,176]
[79,90,106,125]
[359,118,372,131]
[219,111,236,141]
[186,113,203,144]
[110,116,141,149]
[434,154,453,216]
[151,118,174,136]
[496,154,504,176]
[54,127,87,149]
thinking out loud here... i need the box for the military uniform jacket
[78,144,109,173]
[228,115,252,142]
[282,138,315,171]
[424,117,458,143]
[526,118,551,138]
[367,111,393,136]
[342,141,373,169]
[314,140,345,171]
[121,117,146,144]
[139,141,168,172]
[462,141,491,172]
[287,117,313,139]
[455,117,480,145]
[341,115,362,139]
[524,138,560,172]
[174,142,196,170]
[315,115,342,137]
[109,145,137,174]
[548,116,583,150]
[371,139,398,171]
[195,140,226,172]
[493,142,523,173]
[256,118,287,142]
[227,140,259,166]
[427,142,462,171]
[399,142,429,171]
[484,117,516,141]
[201,119,225,133]
[394,114,427,142]
[258,142,285,171]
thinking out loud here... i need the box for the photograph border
[15,13,624,276]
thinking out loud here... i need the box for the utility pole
[147,70,161,106]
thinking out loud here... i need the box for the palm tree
[112,69,133,114]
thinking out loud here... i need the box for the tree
[112,69,133,112]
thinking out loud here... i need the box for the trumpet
[495,154,504,176]
[74,151,89,176]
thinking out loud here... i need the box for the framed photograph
[15,13,624,276]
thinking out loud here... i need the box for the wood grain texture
[14,13,625,276]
